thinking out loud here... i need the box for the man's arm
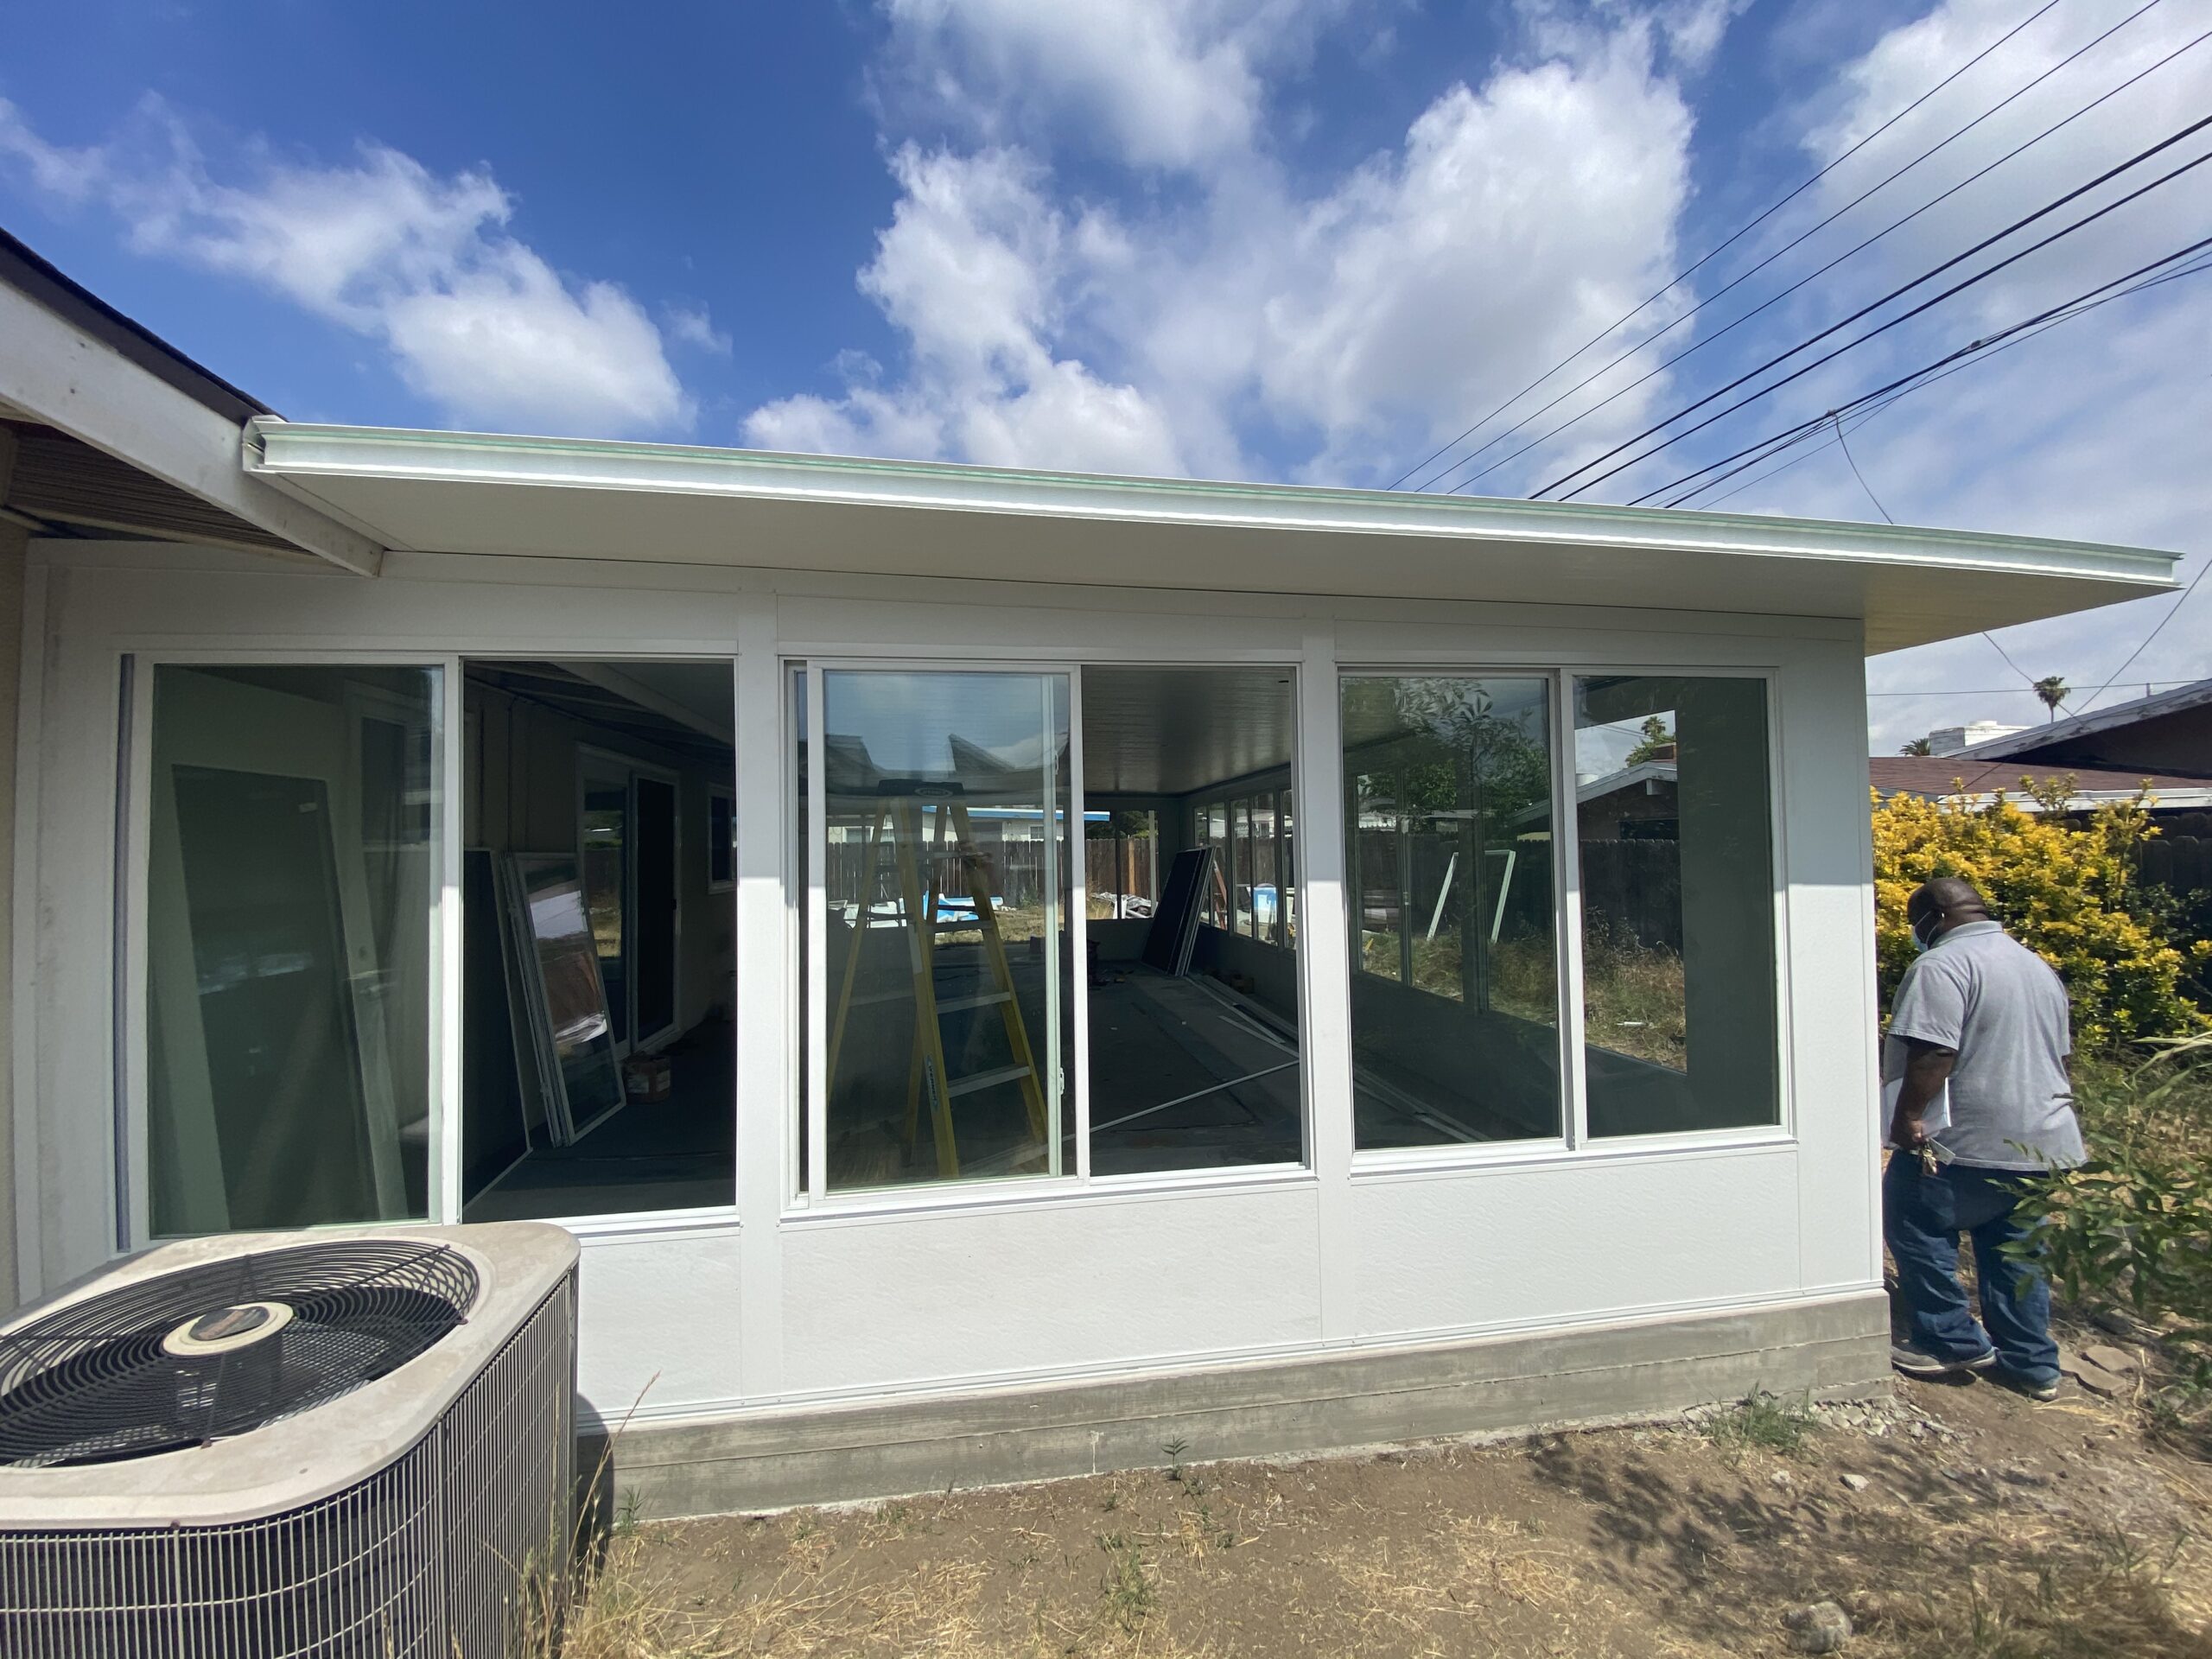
[1891,1037,1955,1150]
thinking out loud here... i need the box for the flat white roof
[244,420,2181,654]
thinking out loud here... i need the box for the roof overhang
[245,422,2182,652]
[0,247,385,575]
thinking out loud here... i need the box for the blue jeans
[1882,1156,2059,1383]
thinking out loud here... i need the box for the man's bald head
[1907,876,1992,939]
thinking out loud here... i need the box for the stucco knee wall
[589,1290,1890,1520]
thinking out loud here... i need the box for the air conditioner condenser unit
[0,1221,580,1658]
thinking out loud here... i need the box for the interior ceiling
[465,660,732,763]
[0,418,305,557]
[1083,666,1296,797]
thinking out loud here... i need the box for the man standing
[1884,876,2081,1400]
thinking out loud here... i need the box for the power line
[1869,682,2202,696]
[1633,239,2212,507]
[1832,407,2056,704]
[1377,0,2074,492]
[1649,243,2212,508]
[1645,246,2212,506]
[1834,416,1894,523]
[1674,247,2212,509]
[1422,22,2211,499]
[1540,151,2212,504]
[2075,559,2211,711]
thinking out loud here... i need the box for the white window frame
[789,656,1314,1218]
[707,782,736,894]
[117,650,458,1248]
[1341,663,1794,1179]
[575,743,685,1061]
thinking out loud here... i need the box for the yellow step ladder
[826,797,1049,1178]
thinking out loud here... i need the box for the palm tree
[2033,676,2069,721]
[1899,736,1933,755]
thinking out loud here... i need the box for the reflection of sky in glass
[825,671,1067,776]
[1574,715,1672,779]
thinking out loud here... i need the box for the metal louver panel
[0,1281,575,1658]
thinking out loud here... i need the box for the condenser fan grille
[0,1241,479,1468]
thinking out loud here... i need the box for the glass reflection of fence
[1354,830,1682,954]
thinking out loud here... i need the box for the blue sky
[2,0,2205,748]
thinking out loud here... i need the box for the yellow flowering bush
[1872,781,2211,1049]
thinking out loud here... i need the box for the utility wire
[1630,237,2212,505]
[2076,559,2210,711]
[1678,248,2212,508]
[1540,149,2212,504]
[1378,0,2072,492]
[1833,409,2052,702]
[1834,416,1895,523]
[1868,682,2201,696]
[1425,25,2212,499]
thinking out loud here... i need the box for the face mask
[1910,912,1941,952]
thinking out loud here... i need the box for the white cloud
[746,146,1185,474]
[757,16,1701,485]
[875,0,1360,173]
[1722,0,2212,751]
[665,303,733,355]
[0,97,692,437]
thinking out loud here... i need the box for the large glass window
[1343,676,1562,1147]
[815,670,1071,1190]
[1081,666,1301,1175]
[146,664,440,1235]
[460,660,735,1222]
[1573,676,1777,1136]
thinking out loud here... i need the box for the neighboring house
[1,236,2187,1516]
[1955,677,2212,780]
[1869,755,2212,815]
[1923,719,2024,754]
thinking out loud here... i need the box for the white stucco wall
[12,542,1885,1425]
[0,522,23,1314]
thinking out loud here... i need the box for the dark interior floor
[464,1015,735,1221]
[1086,967,1302,1173]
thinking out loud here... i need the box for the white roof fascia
[0,286,385,576]
[243,423,2181,644]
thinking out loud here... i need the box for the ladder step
[945,1063,1033,1098]
[937,990,1013,1014]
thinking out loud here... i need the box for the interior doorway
[581,751,681,1057]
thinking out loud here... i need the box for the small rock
[1840,1473,1870,1492]
[2064,1358,2126,1399]
[1771,1471,1795,1490]
[2081,1343,2141,1378]
[1784,1599,1853,1653]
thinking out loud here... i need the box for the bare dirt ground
[570,1352,2212,1659]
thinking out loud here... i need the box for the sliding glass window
[812,669,1072,1190]
[1081,666,1302,1175]
[146,664,441,1235]
[460,660,736,1222]
[1342,676,1563,1148]
[1572,675,1778,1136]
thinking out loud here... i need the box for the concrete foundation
[592,1290,1889,1520]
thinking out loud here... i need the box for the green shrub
[2012,1038,2212,1442]
[1872,784,2209,1049]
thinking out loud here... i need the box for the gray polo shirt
[1884,920,2082,1171]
